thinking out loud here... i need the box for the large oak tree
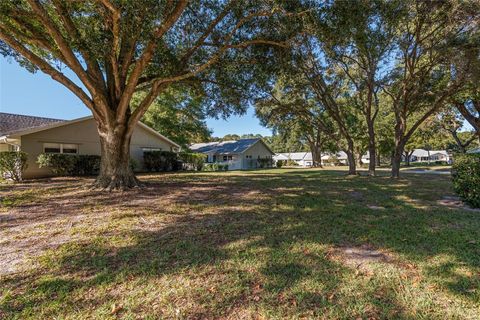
[255,75,338,167]
[0,0,293,189]
[383,0,478,178]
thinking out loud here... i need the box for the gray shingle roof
[190,138,266,154]
[0,112,64,136]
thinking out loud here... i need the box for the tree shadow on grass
[1,170,479,318]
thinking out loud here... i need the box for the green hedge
[143,151,205,172]
[143,151,178,172]
[37,153,101,176]
[452,153,480,208]
[179,152,205,171]
[258,158,273,168]
[203,163,229,171]
[0,151,28,181]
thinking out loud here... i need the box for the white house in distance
[274,152,313,166]
[0,112,180,178]
[404,149,451,163]
[190,138,275,170]
[274,151,365,167]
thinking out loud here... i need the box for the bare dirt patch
[0,174,276,276]
[327,244,394,272]
[367,205,385,210]
[437,196,480,212]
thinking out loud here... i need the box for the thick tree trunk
[356,152,363,169]
[367,121,376,176]
[392,140,406,178]
[345,139,357,175]
[404,151,411,166]
[93,125,140,190]
[392,113,407,178]
[311,144,323,168]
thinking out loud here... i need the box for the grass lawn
[0,168,479,319]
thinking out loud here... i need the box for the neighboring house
[404,149,451,163]
[467,147,480,154]
[0,112,180,178]
[274,152,313,167]
[275,151,351,167]
[190,138,274,170]
[322,151,349,165]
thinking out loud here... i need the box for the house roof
[275,151,349,161]
[273,153,290,161]
[0,113,180,149]
[467,147,480,154]
[0,112,64,136]
[274,152,310,161]
[411,149,448,157]
[190,138,274,155]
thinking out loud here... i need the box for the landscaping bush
[286,159,299,166]
[202,163,228,171]
[276,160,284,168]
[452,153,480,208]
[257,158,273,168]
[0,151,28,181]
[37,153,100,176]
[143,151,178,172]
[179,152,205,171]
[202,163,218,171]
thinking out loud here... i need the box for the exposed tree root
[90,174,144,191]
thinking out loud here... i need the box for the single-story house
[404,149,451,163]
[274,152,313,167]
[190,138,274,170]
[274,151,353,167]
[0,112,180,178]
[467,147,480,154]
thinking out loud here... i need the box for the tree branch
[116,0,188,122]
[26,0,99,97]
[0,27,98,119]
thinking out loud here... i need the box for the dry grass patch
[0,169,479,319]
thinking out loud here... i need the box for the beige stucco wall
[19,118,177,178]
[241,141,274,169]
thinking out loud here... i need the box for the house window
[246,155,252,159]
[43,143,78,154]
[62,144,78,154]
[142,147,162,152]
[223,155,233,161]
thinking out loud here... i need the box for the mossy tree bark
[93,123,139,190]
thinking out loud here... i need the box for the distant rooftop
[0,112,64,136]
[190,138,270,154]
[467,147,480,154]
[411,149,448,157]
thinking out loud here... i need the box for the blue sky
[0,57,272,138]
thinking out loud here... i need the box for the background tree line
[1,0,479,187]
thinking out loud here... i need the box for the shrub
[452,153,480,208]
[257,158,273,168]
[203,163,218,171]
[37,153,100,176]
[0,151,28,181]
[202,163,228,171]
[129,158,138,171]
[286,159,299,166]
[143,151,178,172]
[276,160,284,168]
[179,152,205,171]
